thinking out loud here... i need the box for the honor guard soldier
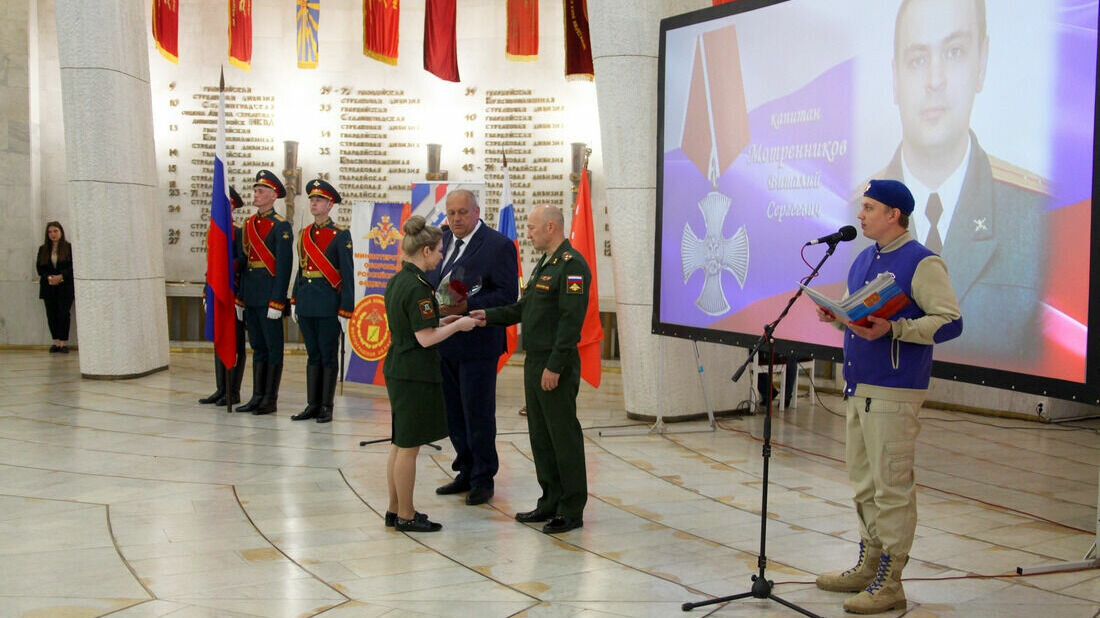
[199,186,248,407]
[236,170,293,415]
[290,179,354,424]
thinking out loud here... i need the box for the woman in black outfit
[36,221,75,353]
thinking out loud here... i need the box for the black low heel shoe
[395,515,441,532]
[384,511,427,527]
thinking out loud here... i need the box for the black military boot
[235,362,266,412]
[292,365,322,421]
[198,358,226,404]
[217,361,245,406]
[252,363,282,415]
[315,366,338,424]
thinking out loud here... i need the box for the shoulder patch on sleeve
[566,275,584,294]
[417,298,435,318]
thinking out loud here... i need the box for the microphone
[806,225,857,246]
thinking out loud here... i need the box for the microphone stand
[683,239,841,617]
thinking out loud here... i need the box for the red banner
[506,0,538,61]
[563,0,593,80]
[152,0,179,63]
[569,170,603,388]
[228,0,252,71]
[424,0,459,82]
[363,0,399,65]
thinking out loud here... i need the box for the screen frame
[653,0,1100,405]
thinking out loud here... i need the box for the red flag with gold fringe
[363,0,399,65]
[228,0,252,71]
[424,0,459,82]
[506,0,538,61]
[563,0,593,80]
[152,0,179,63]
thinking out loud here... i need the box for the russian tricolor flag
[496,155,522,372]
[204,70,237,368]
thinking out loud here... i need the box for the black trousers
[440,355,500,489]
[43,296,73,341]
[244,307,284,365]
[298,316,341,367]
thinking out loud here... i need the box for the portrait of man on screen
[869,0,1049,369]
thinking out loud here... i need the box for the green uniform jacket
[383,261,442,383]
[484,240,590,374]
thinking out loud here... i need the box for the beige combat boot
[843,552,908,614]
[816,540,882,592]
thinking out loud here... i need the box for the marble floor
[0,349,1097,618]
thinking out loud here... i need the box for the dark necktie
[441,238,464,276]
[925,193,943,253]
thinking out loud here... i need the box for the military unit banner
[363,0,400,66]
[228,0,253,70]
[423,0,459,82]
[345,202,406,385]
[506,0,538,61]
[153,0,593,79]
[296,0,320,69]
[152,0,179,63]
[563,0,593,80]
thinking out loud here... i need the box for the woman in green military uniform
[383,215,479,532]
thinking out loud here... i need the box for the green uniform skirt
[386,378,448,448]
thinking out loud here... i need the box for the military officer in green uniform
[290,179,354,424]
[470,204,591,535]
[235,170,293,415]
[383,215,479,532]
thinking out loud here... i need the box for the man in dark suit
[874,0,1047,367]
[428,189,519,505]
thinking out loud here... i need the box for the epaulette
[562,252,573,261]
[333,222,347,231]
[989,156,1051,196]
[274,213,286,221]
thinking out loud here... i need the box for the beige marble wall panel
[0,0,45,345]
[604,186,655,307]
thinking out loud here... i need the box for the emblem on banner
[366,215,402,249]
[350,294,390,361]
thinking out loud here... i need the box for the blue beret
[864,179,914,215]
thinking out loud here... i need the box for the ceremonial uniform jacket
[383,261,443,383]
[291,219,355,319]
[875,133,1046,364]
[238,209,293,312]
[484,240,590,374]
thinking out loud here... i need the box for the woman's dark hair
[37,221,72,265]
[401,215,443,256]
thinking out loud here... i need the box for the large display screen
[655,0,1099,401]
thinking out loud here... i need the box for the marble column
[54,0,168,377]
[588,0,749,419]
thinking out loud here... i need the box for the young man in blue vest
[815,180,962,614]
